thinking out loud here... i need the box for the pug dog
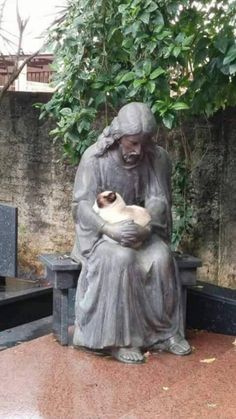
[93,191,151,247]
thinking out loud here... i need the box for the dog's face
[96,191,117,208]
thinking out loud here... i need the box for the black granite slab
[187,281,236,335]
[173,253,202,269]
[0,278,51,304]
[0,316,53,351]
[0,278,53,330]
[0,204,18,277]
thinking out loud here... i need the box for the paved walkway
[0,330,235,418]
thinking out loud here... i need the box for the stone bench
[39,253,202,345]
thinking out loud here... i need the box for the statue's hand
[121,222,151,247]
[102,220,148,246]
[101,221,136,246]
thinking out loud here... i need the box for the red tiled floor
[0,330,235,419]
[121,348,236,419]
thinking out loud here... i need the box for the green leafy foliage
[171,160,194,250]
[42,0,236,162]
[40,0,236,248]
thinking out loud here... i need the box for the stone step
[187,281,236,335]
[0,277,52,330]
[0,316,52,351]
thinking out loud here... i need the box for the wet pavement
[0,329,235,418]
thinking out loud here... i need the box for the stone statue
[71,102,191,364]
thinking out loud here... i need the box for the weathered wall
[162,111,236,289]
[0,92,235,287]
[218,110,236,288]
[0,92,76,277]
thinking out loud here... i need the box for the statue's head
[110,102,157,140]
[96,102,157,159]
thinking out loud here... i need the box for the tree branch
[0,49,40,101]
[0,1,43,102]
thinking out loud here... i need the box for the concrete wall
[0,92,235,287]
[217,110,236,288]
[162,111,236,289]
[0,92,76,277]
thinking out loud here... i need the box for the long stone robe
[71,142,184,349]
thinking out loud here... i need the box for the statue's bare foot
[151,334,191,356]
[112,347,144,364]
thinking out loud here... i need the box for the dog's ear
[107,192,116,203]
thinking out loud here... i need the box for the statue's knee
[98,242,136,265]
[154,243,172,266]
[116,246,136,265]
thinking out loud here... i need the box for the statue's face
[119,134,146,165]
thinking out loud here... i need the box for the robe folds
[71,143,184,349]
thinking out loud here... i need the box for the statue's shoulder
[81,143,98,161]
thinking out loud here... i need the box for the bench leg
[53,288,69,345]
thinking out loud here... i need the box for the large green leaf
[60,107,72,116]
[133,78,146,88]
[214,36,229,54]
[147,81,156,93]
[119,72,136,83]
[154,10,164,26]
[173,46,181,57]
[171,102,189,110]
[163,113,174,129]
[150,67,165,79]
[223,46,236,65]
[140,12,150,24]
[143,60,152,76]
[145,1,158,13]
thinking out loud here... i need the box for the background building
[0,54,54,92]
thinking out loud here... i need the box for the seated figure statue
[71,102,191,364]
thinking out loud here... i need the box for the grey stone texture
[0,92,76,278]
[0,92,235,288]
[192,111,236,289]
[40,253,81,345]
[160,110,236,289]
[0,204,17,277]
